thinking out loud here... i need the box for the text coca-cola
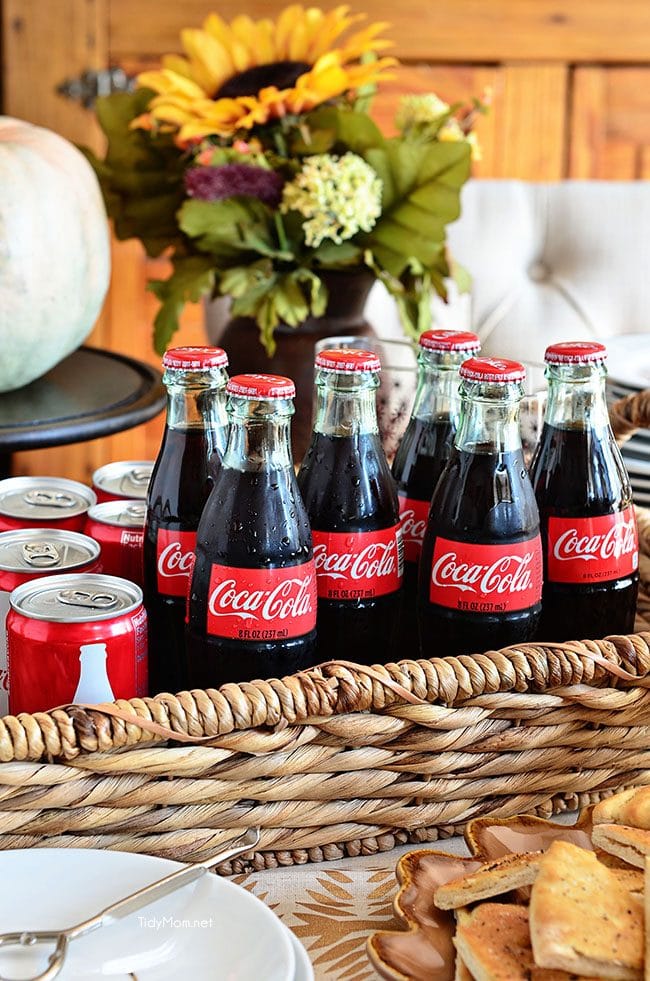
[187,374,317,686]
[143,346,229,694]
[419,357,542,655]
[298,348,403,663]
[530,341,639,638]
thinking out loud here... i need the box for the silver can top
[10,573,142,622]
[87,500,146,529]
[92,461,153,500]
[0,477,96,520]
[0,528,100,573]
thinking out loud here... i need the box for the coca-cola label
[398,495,430,563]
[547,507,639,583]
[429,535,543,613]
[312,525,404,600]
[206,562,317,640]
[156,529,196,596]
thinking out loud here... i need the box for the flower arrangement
[86,5,485,354]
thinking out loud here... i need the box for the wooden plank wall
[2,0,650,482]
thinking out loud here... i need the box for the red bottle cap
[227,374,296,399]
[544,341,607,364]
[419,330,481,352]
[315,349,381,373]
[163,346,229,370]
[460,357,526,383]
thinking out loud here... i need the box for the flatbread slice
[593,787,650,829]
[530,840,643,980]
[434,851,542,910]
[592,825,650,870]
[454,903,535,981]
[454,903,604,981]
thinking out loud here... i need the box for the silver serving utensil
[0,827,260,981]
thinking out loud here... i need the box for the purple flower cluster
[185,163,285,208]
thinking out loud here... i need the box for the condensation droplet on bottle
[281,536,290,547]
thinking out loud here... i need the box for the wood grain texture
[109,0,650,63]
[571,67,650,178]
[495,64,568,179]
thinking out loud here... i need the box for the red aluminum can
[84,500,145,587]
[7,573,148,714]
[0,477,96,533]
[0,529,101,716]
[92,461,153,504]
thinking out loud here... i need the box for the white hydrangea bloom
[281,152,382,248]
[395,93,450,131]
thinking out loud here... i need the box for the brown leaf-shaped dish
[366,850,480,981]
[367,811,595,981]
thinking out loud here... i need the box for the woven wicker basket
[0,391,649,875]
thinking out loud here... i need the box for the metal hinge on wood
[57,67,136,108]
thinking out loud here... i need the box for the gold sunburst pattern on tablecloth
[237,866,397,980]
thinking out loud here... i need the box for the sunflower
[133,5,396,144]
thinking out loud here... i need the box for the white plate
[0,848,295,981]
[604,333,650,389]
[284,925,314,981]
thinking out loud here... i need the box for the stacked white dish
[606,334,650,507]
[0,849,314,980]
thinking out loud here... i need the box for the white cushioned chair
[368,179,650,372]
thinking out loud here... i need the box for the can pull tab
[125,503,146,522]
[58,589,118,610]
[22,541,60,567]
[125,469,150,488]
[23,490,77,510]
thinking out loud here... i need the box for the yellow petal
[161,54,194,80]
[288,22,310,61]
[181,28,236,95]
[338,23,394,62]
[149,104,196,126]
[230,15,260,64]
[308,8,363,60]
[275,5,305,60]
[137,68,205,100]
[253,20,277,64]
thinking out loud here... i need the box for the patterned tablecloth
[238,839,468,980]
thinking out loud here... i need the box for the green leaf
[218,265,327,355]
[149,257,216,354]
[310,241,362,267]
[449,257,472,294]
[361,140,471,280]
[303,106,386,156]
[179,197,293,262]
[81,89,186,257]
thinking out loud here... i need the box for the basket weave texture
[0,393,649,873]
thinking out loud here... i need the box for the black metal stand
[0,346,166,472]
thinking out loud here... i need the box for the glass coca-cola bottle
[392,329,481,649]
[298,348,403,663]
[186,374,317,687]
[529,341,639,640]
[144,346,229,694]
[419,357,543,656]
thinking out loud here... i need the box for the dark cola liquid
[418,446,541,656]
[144,426,224,694]
[298,432,401,664]
[392,418,455,653]
[530,424,638,640]
[186,466,317,687]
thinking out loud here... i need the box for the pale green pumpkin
[0,117,110,392]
